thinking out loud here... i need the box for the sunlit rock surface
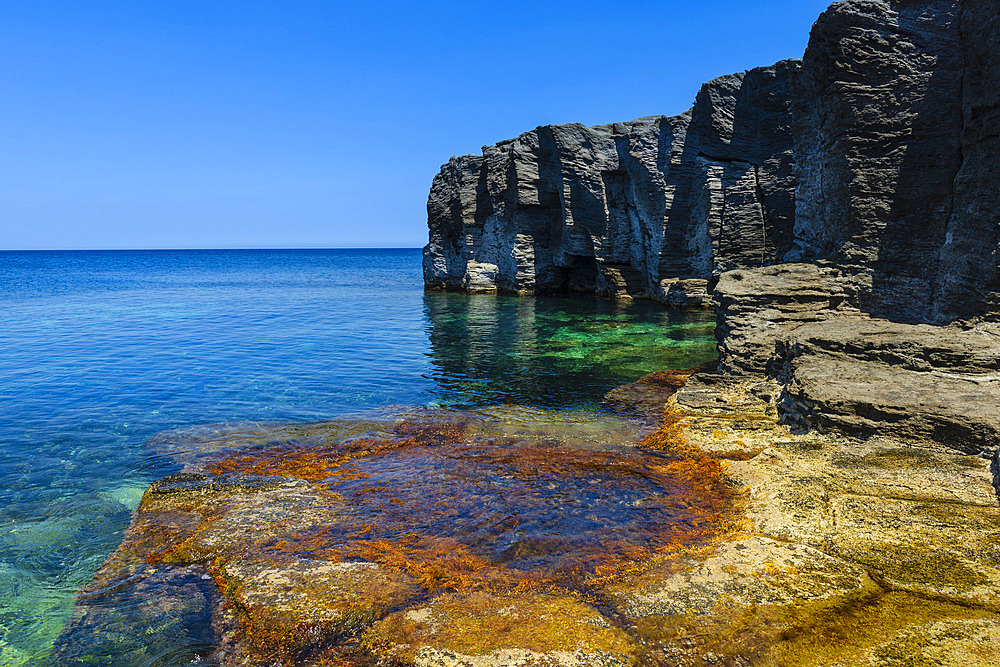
[55,366,999,665]
[715,268,1000,460]
[423,63,799,302]
[425,0,1000,324]
[605,373,1000,666]
[57,0,1000,663]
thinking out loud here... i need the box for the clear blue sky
[1,1,833,250]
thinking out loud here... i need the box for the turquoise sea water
[0,248,716,663]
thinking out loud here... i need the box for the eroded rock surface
[606,373,1000,666]
[714,267,1000,462]
[424,61,799,302]
[56,369,1000,665]
[54,390,737,666]
[425,0,1000,325]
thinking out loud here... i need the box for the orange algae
[126,371,741,663]
[194,394,737,598]
[204,420,467,482]
[603,367,703,420]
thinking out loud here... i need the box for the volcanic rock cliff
[424,0,1000,323]
[423,60,800,305]
[425,0,1000,464]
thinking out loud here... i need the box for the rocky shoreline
[55,0,1000,664]
[53,367,999,665]
[420,0,1000,516]
[423,0,1000,327]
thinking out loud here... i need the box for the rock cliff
[709,0,1000,462]
[423,61,800,304]
[788,0,1000,323]
[425,0,1000,464]
[424,0,1000,324]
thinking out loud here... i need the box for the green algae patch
[761,471,1000,609]
[422,292,718,408]
[759,591,1000,667]
[364,590,639,666]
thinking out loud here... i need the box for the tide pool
[0,249,716,662]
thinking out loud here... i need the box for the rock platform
[52,368,999,666]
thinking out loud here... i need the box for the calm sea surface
[0,248,716,663]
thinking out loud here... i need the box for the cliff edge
[425,0,1000,465]
[424,0,1000,323]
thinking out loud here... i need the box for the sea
[0,248,717,664]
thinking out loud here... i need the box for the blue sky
[1,1,833,250]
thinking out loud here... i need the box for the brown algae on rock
[365,590,638,666]
[55,369,1000,665]
[56,376,741,665]
[216,557,419,663]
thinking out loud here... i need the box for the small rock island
[59,1,999,665]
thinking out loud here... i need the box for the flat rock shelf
[52,368,999,666]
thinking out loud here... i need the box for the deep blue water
[0,249,716,663]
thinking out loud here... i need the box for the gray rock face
[713,264,1000,459]
[789,0,1000,323]
[714,263,863,375]
[424,61,801,303]
[774,316,1000,457]
[425,0,1000,324]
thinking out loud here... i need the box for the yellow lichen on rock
[759,592,1000,666]
[364,590,639,667]
[612,371,1000,665]
[214,557,419,663]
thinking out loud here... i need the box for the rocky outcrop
[788,0,1000,323]
[56,371,1000,665]
[640,374,1000,665]
[773,319,1000,455]
[424,61,800,304]
[714,263,863,374]
[714,266,1000,461]
[425,0,1000,324]
[424,0,1000,468]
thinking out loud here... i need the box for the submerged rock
[56,370,1000,665]
[55,403,736,665]
[50,565,217,666]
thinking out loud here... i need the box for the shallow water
[0,249,716,663]
[53,403,730,665]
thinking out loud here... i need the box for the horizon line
[0,246,426,252]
